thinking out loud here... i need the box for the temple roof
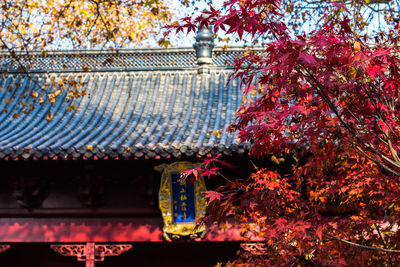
[0,47,256,159]
[0,47,252,73]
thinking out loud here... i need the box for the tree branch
[325,233,400,253]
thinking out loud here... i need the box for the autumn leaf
[204,190,223,203]
[66,104,78,112]
[201,167,219,178]
[377,120,389,133]
[82,65,90,72]
[348,67,357,79]
[212,130,222,136]
[298,52,317,66]
[354,41,361,52]
[271,155,285,164]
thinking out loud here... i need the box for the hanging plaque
[155,161,207,241]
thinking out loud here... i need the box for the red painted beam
[0,217,244,243]
[0,208,157,217]
[0,217,163,242]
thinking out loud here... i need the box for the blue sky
[164,0,393,48]
[161,0,249,48]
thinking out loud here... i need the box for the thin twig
[374,223,394,267]
[325,233,400,253]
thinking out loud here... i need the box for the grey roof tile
[0,48,255,159]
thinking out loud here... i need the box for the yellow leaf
[238,108,247,114]
[32,92,38,98]
[212,130,221,136]
[305,253,314,260]
[46,114,53,121]
[354,41,361,52]
[348,67,357,79]
[271,155,285,164]
[87,145,93,151]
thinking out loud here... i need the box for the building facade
[0,29,263,266]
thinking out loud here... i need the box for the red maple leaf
[204,191,223,203]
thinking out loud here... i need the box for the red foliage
[171,0,400,265]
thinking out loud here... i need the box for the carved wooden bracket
[240,242,268,256]
[51,242,132,267]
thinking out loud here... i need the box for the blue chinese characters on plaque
[171,173,196,223]
[157,161,207,240]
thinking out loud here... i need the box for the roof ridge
[0,47,264,73]
[0,46,264,56]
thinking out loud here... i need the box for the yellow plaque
[155,161,207,241]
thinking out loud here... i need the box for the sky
[13,0,394,50]
[157,0,248,48]
[167,0,222,47]
[163,0,393,48]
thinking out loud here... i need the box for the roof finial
[193,25,215,66]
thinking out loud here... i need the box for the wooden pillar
[85,242,95,267]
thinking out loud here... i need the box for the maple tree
[173,0,400,266]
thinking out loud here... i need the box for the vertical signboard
[156,162,207,241]
[171,173,196,223]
